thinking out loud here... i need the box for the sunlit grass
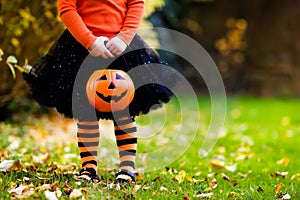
[0,96,300,199]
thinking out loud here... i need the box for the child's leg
[77,121,99,178]
[113,116,137,182]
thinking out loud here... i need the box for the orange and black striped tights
[76,116,137,179]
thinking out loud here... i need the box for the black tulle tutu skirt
[24,30,174,120]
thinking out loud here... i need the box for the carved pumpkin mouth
[96,90,128,103]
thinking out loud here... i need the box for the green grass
[1,96,300,199]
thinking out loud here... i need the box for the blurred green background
[1,0,300,121]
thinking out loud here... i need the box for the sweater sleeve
[118,0,145,45]
[57,0,96,49]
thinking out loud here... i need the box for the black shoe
[115,169,135,184]
[75,168,100,182]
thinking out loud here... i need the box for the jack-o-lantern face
[86,69,135,112]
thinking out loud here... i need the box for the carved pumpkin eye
[86,69,135,112]
[116,74,124,80]
[98,75,107,81]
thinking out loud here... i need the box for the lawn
[0,96,300,199]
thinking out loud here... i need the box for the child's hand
[106,36,127,56]
[88,36,114,58]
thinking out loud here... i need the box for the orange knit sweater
[58,0,144,49]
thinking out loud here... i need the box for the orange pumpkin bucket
[86,69,135,112]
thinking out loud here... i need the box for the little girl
[24,0,173,183]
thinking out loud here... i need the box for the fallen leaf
[228,191,239,198]
[237,172,247,179]
[135,171,144,180]
[15,188,35,198]
[69,189,83,199]
[276,158,290,166]
[8,140,20,150]
[234,153,248,161]
[274,183,284,195]
[23,177,30,182]
[281,193,291,200]
[153,176,163,182]
[275,171,288,178]
[237,146,251,153]
[249,185,254,192]
[33,153,50,163]
[63,181,73,191]
[40,181,59,192]
[182,196,190,200]
[194,171,201,177]
[160,186,169,192]
[207,173,216,178]
[224,164,236,172]
[133,185,142,192]
[44,190,58,200]
[0,160,24,172]
[204,187,212,192]
[193,192,213,198]
[210,159,225,169]
[175,170,187,183]
[217,146,226,154]
[108,183,121,191]
[142,186,151,190]
[8,185,28,195]
[221,173,230,181]
[290,173,300,181]
[63,154,77,159]
[56,189,62,198]
[208,178,217,189]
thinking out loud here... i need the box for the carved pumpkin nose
[108,82,115,89]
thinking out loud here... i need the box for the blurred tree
[0,0,166,120]
[0,0,63,120]
[2,0,300,121]
[149,0,300,96]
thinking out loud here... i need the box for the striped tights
[76,117,137,179]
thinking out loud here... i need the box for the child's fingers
[106,36,127,55]
[103,49,114,58]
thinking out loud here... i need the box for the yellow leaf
[175,170,187,183]
[11,38,20,47]
[45,11,54,19]
[0,48,3,61]
[236,19,248,30]
[210,159,225,169]
[179,161,186,168]
[6,55,18,64]
[228,191,239,198]
[274,183,284,195]
[276,157,290,166]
